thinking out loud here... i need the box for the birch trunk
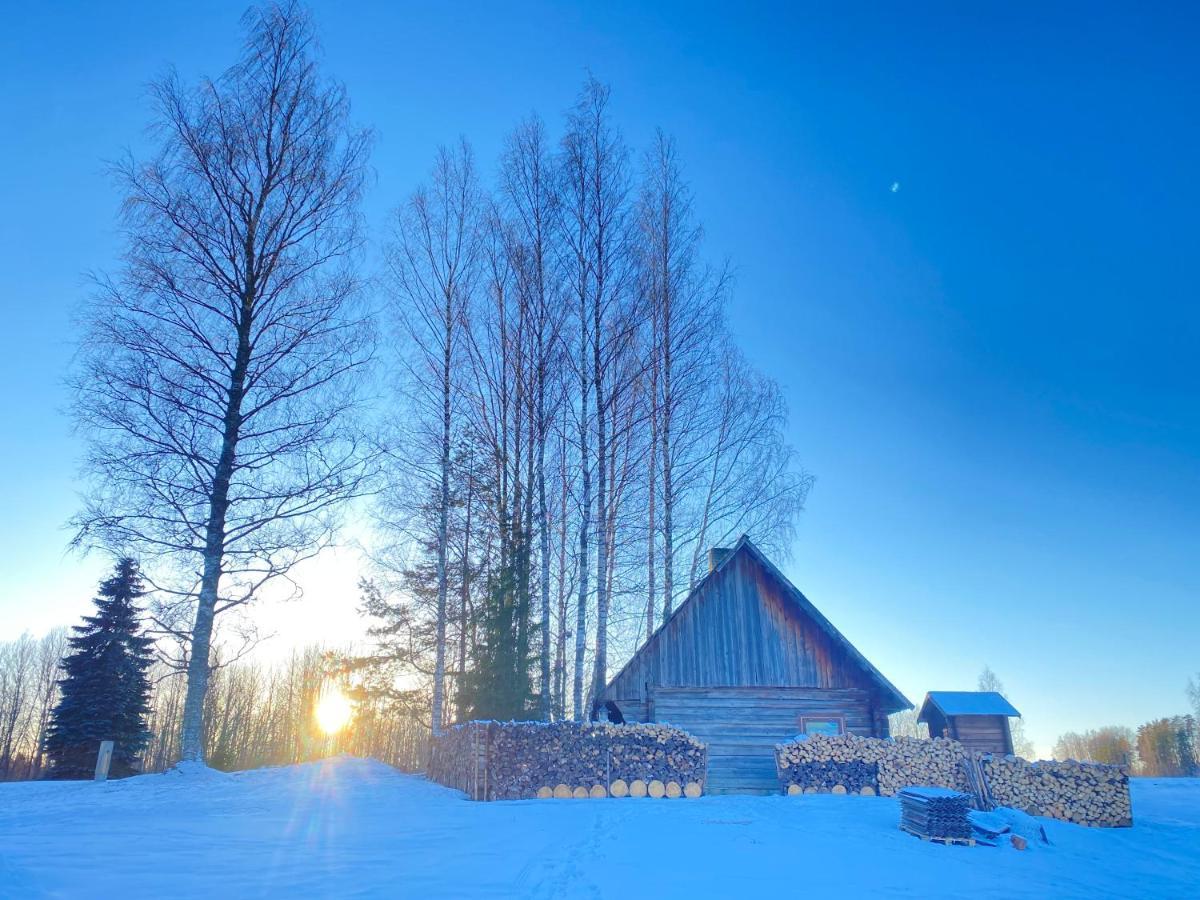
[181,287,253,762]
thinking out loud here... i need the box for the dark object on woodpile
[899,787,973,842]
[590,699,625,724]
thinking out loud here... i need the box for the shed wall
[950,714,1013,754]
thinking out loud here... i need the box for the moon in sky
[890,182,901,193]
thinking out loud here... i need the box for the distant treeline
[1053,718,1199,776]
[1,635,427,779]
[3,627,1198,779]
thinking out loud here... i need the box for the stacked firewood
[779,760,879,794]
[877,737,972,796]
[427,722,489,798]
[774,734,1133,828]
[982,756,1132,827]
[898,787,973,841]
[774,734,969,796]
[429,721,707,801]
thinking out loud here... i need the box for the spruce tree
[43,558,155,779]
[458,531,534,721]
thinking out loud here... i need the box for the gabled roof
[606,535,913,712]
[918,691,1021,721]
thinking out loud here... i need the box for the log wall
[641,686,877,794]
[428,721,707,801]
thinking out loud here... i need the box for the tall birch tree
[71,2,373,763]
[387,140,482,735]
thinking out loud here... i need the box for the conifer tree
[44,558,155,779]
[458,531,534,721]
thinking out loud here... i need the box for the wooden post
[94,741,114,782]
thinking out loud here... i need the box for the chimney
[708,547,733,572]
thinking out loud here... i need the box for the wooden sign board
[94,740,114,782]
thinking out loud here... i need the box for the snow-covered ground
[2,758,1196,899]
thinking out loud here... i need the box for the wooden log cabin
[604,536,912,794]
[917,691,1021,755]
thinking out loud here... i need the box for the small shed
[918,691,1021,755]
[605,536,912,793]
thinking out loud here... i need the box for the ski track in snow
[1,758,1197,898]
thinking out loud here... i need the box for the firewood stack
[776,759,878,794]
[877,737,972,796]
[898,787,973,841]
[982,757,1132,827]
[774,734,969,796]
[429,721,707,801]
[773,733,1133,828]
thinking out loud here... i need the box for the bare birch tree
[501,116,562,718]
[386,140,482,735]
[561,77,636,711]
[70,2,374,763]
[636,131,729,621]
[684,340,811,588]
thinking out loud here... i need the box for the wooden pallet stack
[898,787,975,845]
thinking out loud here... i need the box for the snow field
[1,758,1197,898]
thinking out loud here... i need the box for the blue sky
[1,1,1196,755]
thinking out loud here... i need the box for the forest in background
[3,629,1197,779]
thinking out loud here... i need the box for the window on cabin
[799,716,845,736]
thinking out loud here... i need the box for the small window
[799,715,846,737]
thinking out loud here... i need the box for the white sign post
[94,740,114,782]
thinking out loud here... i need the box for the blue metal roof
[918,691,1020,720]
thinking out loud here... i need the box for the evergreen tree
[458,529,534,721]
[43,558,155,779]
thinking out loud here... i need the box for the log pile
[773,733,1133,828]
[429,721,707,801]
[774,734,969,796]
[877,737,972,796]
[427,722,489,799]
[898,787,973,842]
[776,759,878,794]
[982,757,1132,827]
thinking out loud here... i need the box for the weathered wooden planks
[602,539,912,794]
[606,546,908,715]
[647,686,880,793]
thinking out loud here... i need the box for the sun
[314,686,354,735]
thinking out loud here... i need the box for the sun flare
[314,687,354,735]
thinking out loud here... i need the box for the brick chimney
[708,547,733,572]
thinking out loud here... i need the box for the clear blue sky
[1,1,1197,755]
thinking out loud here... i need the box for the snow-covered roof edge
[918,691,1021,720]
